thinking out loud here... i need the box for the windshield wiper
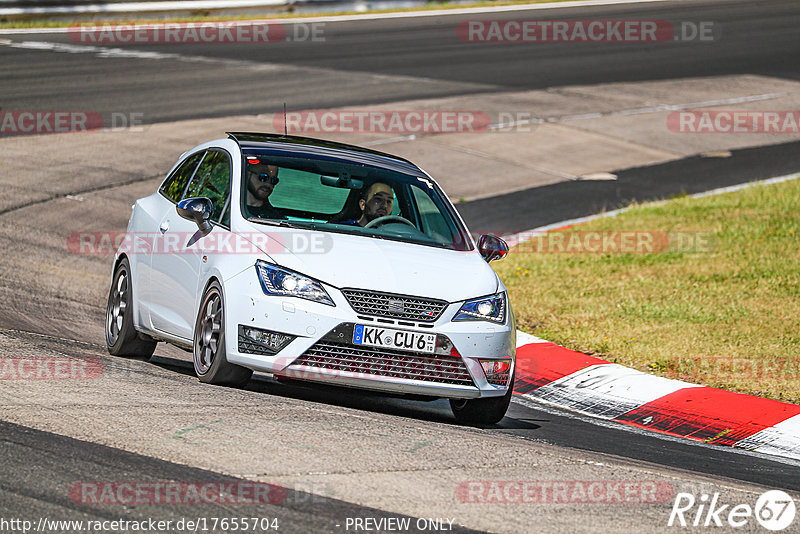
[248,217,301,228]
[247,217,321,230]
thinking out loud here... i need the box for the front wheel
[193,281,252,387]
[450,375,514,426]
[106,257,157,358]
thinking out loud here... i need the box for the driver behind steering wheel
[340,182,394,226]
[358,182,394,226]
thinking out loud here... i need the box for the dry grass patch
[496,176,800,402]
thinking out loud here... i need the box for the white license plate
[353,324,436,354]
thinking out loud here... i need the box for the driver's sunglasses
[251,171,279,185]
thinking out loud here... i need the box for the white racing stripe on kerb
[516,331,549,346]
[733,414,800,461]
[524,363,699,419]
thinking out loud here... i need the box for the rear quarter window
[184,150,231,222]
[160,151,204,203]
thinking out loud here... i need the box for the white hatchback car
[106,133,515,424]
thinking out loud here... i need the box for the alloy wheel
[196,291,222,374]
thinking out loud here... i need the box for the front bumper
[223,269,515,400]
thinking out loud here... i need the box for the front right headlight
[255,260,334,307]
[453,292,506,323]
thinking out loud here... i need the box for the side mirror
[177,197,214,233]
[478,234,509,263]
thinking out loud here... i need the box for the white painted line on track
[2,39,286,65]
[0,38,497,90]
[605,92,791,117]
[688,172,800,199]
[189,0,675,23]
[363,135,417,147]
[0,0,672,33]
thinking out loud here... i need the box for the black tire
[450,374,514,426]
[106,257,157,358]
[193,281,252,387]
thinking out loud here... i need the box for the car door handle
[159,220,169,234]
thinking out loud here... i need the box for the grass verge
[496,176,800,403]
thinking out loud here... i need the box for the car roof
[226,132,423,176]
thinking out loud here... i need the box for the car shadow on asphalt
[148,353,541,431]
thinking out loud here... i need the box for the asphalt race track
[459,139,800,233]
[0,0,798,123]
[1,1,800,532]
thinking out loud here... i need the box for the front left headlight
[255,260,334,307]
[453,292,506,323]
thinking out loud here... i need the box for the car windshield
[240,152,473,251]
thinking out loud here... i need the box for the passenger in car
[245,161,282,219]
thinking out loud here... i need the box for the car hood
[238,221,499,303]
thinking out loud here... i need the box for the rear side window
[184,150,231,222]
[160,152,203,203]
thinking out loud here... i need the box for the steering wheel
[365,215,416,229]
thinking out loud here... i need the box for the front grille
[486,369,511,387]
[238,334,272,356]
[287,324,473,386]
[342,289,448,322]
[290,341,474,386]
[237,325,294,356]
[287,323,475,387]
